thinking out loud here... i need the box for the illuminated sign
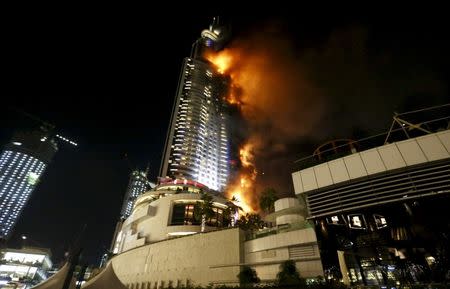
[373,214,388,229]
[348,214,366,229]
[326,215,346,225]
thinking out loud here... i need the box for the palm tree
[259,188,279,213]
[236,213,265,231]
[224,197,244,227]
[222,205,236,227]
[194,193,215,232]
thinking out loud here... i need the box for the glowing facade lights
[0,130,57,240]
[160,59,230,192]
[120,170,154,219]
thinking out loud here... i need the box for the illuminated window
[170,203,200,226]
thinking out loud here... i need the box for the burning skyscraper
[159,18,232,192]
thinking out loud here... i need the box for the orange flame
[226,86,242,106]
[240,143,254,168]
[206,50,242,106]
[206,49,260,212]
[205,49,233,74]
[227,141,258,213]
[205,32,325,213]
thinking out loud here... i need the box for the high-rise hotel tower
[159,18,231,192]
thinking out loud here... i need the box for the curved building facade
[83,196,323,288]
[112,182,234,254]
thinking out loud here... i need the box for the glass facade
[0,130,57,240]
[120,170,150,219]
[0,248,52,284]
[0,150,46,239]
[160,20,231,192]
[170,203,224,227]
[315,191,450,286]
[171,203,198,226]
[161,58,230,192]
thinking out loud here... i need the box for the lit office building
[159,18,231,192]
[0,129,57,240]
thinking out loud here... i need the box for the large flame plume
[227,141,258,212]
[205,23,447,213]
[205,28,324,212]
[205,50,260,212]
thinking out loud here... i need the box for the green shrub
[237,265,260,286]
[277,260,306,287]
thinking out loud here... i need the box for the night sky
[1,11,449,266]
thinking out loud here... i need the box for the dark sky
[1,11,449,265]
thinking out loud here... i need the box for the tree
[237,265,260,286]
[277,260,306,287]
[222,204,238,227]
[236,213,265,231]
[194,193,215,232]
[259,188,279,213]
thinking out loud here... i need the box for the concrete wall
[292,130,450,194]
[117,193,228,253]
[273,198,305,225]
[244,228,323,281]
[111,228,244,288]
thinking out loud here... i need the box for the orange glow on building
[205,50,233,74]
[225,88,242,106]
[230,190,253,213]
[226,139,259,212]
[240,143,254,168]
[205,49,261,212]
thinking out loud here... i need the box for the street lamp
[21,235,27,240]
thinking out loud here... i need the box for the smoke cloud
[213,22,448,208]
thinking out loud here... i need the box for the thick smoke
[219,23,448,206]
[219,27,324,199]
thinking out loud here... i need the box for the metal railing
[293,110,450,172]
[246,221,314,240]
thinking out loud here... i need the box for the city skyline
[1,13,449,266]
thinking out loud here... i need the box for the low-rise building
[81,182,323,288]
[0,246,52,286]
[292,127,450,286]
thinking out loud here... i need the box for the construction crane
[8,106,78,147]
